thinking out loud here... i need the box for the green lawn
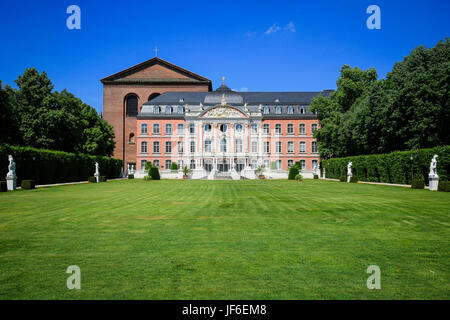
[0,179,448,299]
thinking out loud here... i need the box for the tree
[0,81,19,144]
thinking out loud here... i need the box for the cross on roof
[153,46,159,57]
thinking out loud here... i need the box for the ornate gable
[201,106,247,118]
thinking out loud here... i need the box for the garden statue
[6,155,17,190]
[428,154,439,191]
[94,162,100,182]
[347,161,353,182]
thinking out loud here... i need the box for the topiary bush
[411,179,425,189]
[288,166,299,180]
[170,162,178,170]
[150,167,160,180]
[128,174,134,179]
[438,181,450,192]
[99,176,107,182]
[295,174,303,181]
[88,176,96,183]
[21,180,35,190]
[0,181,7,192]
[350,176,358,183]
[313,175,319,179]
[339,176,346,182]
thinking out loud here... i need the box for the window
[153,141,160,153]
[287,106,294,114]
[275,106,281,114]
[204,124,211,132]
[189,123,195,134]
[178,141,184,154]
[287,141,294,153]
[165,141,172,153]
[235,139,242,153]
[204,139,212,152]
[288,159,294,168]
[125,94,138,117]
[300,107,305,114]
[177,106,184,114]
[166,106,172,114]
[275,124,282,135]
[251,160,257,169]
[178,160,183,168]
[312,160,318,170]
[263,124,270,134]
[190,159,196,170]
[251,123,258,134]
[220,138,227,152]
[141,141,148,153]
[154,106,161,114]
[311,124,318,134]
[220,124,227,132]
[153,160,160,168]
[264,141,270,153]
[264,160,270,168]
[153,123,160,134]
[276,141,282,153]
[311,141,318,153]
[300,160,306,170]
[251,140,258,153]
[190,140,196,153]
[165,160,171,170]
[299,123,306,135]
[299,141,306,153]
[277,160,282,170]
[177,123,184,134]
[165,124,172,135]
[287,123,294,134]
[235,124,243,132]
[263,106,269,114]
[141,160,147,170]
[141,123,148,135]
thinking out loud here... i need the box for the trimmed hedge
[0,181,7,192]
[150,167,160,180]
[411,180,425,189]
[99,176,107,182]
[288,166,300,180]
[350,176,358,183]
[313,175,319,179]
[88,176,96,183]
[128,174,134,179]
[170,162,178,170]
[438,181,450,192]
[322,145,450,186]
[0,144,122,186]
[339,176,346,182]
[21,180,35,190]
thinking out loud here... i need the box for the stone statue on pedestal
[428,155,439,191]
[94,162,100,182]
[6,155,17,190]
[347,161,353,182]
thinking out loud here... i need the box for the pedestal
[347,175,352,182]
[6,175,16,190]
[94,173,100,183]
[429,175,439,191]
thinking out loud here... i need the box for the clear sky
[1,0,449,113]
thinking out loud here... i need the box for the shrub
[145,161,153,171]
[128,174,134,179]
[88,176,96,183]
[411,180,425,189]
[339,176,346,182]
[144,175,152,181]
[21,180,35,190]
[350,176,358,183]
[150,167,160,180]
[99,176,107,182]
[0,181,7,192]
[170,162,178,170]
[295,174,303,181]
[438,181,450,192]
[313,175,319,179]
[288,166,299,180]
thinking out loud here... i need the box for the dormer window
[275,106,281,114]
[179,98,184,103]
[166,105,172,114]
[287,106,293,114]
[300,106,305,114]
[154,106,161,114]
[177,106,184,114]
[263,106,269,114]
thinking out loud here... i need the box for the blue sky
[1,0,449,113]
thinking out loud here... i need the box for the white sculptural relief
[6,155,17,190]
[202,107,245,118]
[429,155,438,178]
[347,161,353,182]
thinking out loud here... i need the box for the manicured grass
[0,179,449,299]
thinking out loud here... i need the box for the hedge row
[0,144,122,186]
[321,145,450,185]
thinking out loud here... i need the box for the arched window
[275,106,281,114]
[220,124,227,132]
[287,106,294,114]
[220,138,227,152]
[178,106,185,114]
[204,124,212,132]
[235,139,242,153]
[128,132,135,143]
[263,106,269,114]
[153,106,161,114]
[126,94,138,117]
[235,124,243,132]
[148,93,160,101]
[166,105,173,114]
[141,141,148,153]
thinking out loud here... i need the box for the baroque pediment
[201,106,247,118]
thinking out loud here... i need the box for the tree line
[311,38,450,159]
[0,68,115,156]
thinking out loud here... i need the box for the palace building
[102,57,331,179]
